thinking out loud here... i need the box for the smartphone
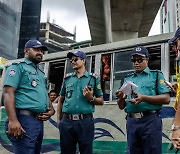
[87,85,92,91]
[164,81,174,89]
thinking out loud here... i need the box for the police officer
[116,46,170,154]
[57,51,104,154]
[3,40,55,154]
[169,28,180,149]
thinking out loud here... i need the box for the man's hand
[37,108,55,121]
[57,112,63,124]
[116,90,126,109]
[7,120,25,138]
[134,93,143,104]
[172,83,178,95]
[172,130,180,149]
[83,86,94,101]
[115,90,124,99]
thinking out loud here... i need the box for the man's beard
[29,55,42,64]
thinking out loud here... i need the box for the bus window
[66,57,91,73]
[38,63,45,72]
[147,46,161,70]
[101,54,111,101]
[169,44,176,82]
[91,55,95,73]
[112,50,134,100]
[0,68,3,106]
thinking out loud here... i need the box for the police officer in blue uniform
[116,46,170,154]
[57,51,104,154]
[3,40,55,154]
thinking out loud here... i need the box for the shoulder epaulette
[125,72,135,77]
[150,69,163,74]
[89,72,98,78]
[64,72,73,78]
[11,60,25,65]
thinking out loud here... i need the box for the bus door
[48,60,66,94]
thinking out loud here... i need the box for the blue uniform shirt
[3,58,49,113]
[124,67,170,113]
[60,71,103,114]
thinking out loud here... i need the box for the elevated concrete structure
[84,0,163,45]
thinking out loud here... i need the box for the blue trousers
[126,112,162,154]
[59,117,94,154]
[5,114,44,154]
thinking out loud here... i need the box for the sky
[41,0,91,42]
[149,10,160,36]
[41,0,160,42]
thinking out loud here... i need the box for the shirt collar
[84,71,89,77]
[143,67,150,74]
[134,67,149,76]
[24,58,33,65]
[73,71,89,77]
[24,58,38,68]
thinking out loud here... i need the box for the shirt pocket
[141,80,156,95]
[20,70,29,84]
[27,73,39,87]
[66,86,74,99]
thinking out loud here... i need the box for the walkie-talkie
[87,76,92,91]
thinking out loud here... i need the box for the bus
[0,32,178,153]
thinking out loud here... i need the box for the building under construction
[39,22,76,54]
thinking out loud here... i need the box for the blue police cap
[24,40,48,51]
[168,27,180,44]
[131,46,149,57]
[67,51,87,60]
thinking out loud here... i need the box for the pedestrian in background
[116,46,170,154]
[57,51,104,154]
[3,40,55,154]
[49,89,59,104]
[167,28,180,98]
[169,28,180,149]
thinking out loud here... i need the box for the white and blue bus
[0,32,178,153]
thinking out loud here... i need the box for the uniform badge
[29,72,37,75]
[160,79,165,84]
[67,91,72,98]
[97,84,101,89]
[31,80,37,87]
[136,47,141,52]
[9,69,16,76]
[66,83,73,88]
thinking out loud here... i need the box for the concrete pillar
[112,31,138,42]
[103,0,113,43]
[45,23,50,42]
[161,43,170,80]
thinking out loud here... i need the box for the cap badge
[136,47,141,52]
[36,41,41,45]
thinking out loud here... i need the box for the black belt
[16,109,38,118]
[63,113,93,120]
[127,110,158,119]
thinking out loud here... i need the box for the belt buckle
[72,114,80,120]
[134,113,143,118]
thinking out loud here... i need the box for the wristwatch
[90,97,95,103]
[171,124,180,131]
